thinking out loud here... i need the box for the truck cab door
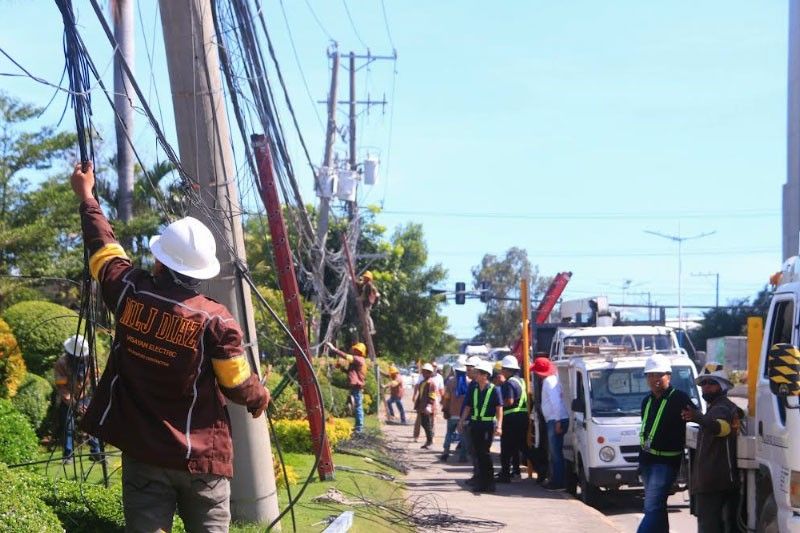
[756,294,794,481]
[570,370,588,464]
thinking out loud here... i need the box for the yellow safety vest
[471,384,496,422]
[504,376,528,414]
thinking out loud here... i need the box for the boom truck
[686,256,800,532]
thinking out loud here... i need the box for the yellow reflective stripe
[345,354,354,364]
[89,243,128,280]
[54,378,68,385]
[212,356,251,388]
[716,419,731,437]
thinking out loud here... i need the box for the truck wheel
[578,463,601,507]
[757,497,779,533]
[565,460,578,496]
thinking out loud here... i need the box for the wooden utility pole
[112,0,134,226]
[158,0,280,525]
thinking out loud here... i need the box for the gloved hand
[425,403,433,415]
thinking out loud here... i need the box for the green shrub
[271,417,353,453]
[0,317,26,398]
[42,479,125,533]
[12,373,53,434]
[0,398,37,465]
[0,464,62,532]
[3,301,80,375]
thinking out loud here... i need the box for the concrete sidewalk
[381,399,620,532]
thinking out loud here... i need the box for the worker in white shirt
[532,357,569,491]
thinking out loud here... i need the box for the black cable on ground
[265,406,296,533]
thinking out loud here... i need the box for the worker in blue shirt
[497,355,527,482]
[458,360,503,493]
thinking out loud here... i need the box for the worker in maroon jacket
[326,341,367,433]
[71,162,270,532]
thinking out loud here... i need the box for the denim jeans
[351,388,364,432]
[442,418,460,454]
[60,402,100,458]
[386,396,406,423]
[459,420,471,462]
[546,418,569,486]
[637,461,679,533]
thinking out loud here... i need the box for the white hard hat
[501,355,520,370]
[695,363,734,390]
[150,217,220,280]
[644,354,672,374]
[421,363,434,372]
[465,356,481,367]
[455,355,468,372]
[476,360,494,375]
[63,334,89,358]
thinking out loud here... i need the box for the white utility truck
[686,256,800,532]
[550,325,702,506]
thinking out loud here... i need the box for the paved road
[384,385,697,532]
[590,487,695,533]
[382,393,620,532]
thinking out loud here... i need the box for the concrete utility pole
[112,0,134,226]
[315,50,340,249]
[158,0,280,526]
[786,0,800,260]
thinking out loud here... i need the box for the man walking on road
[533,357,569,491]
[440,355,468,462]
[682,365,741,533]
[327,342,367,433]
[497,355,527,482]
[72,162,270,531]
[415,363,437,449]
[637,354,693,533]
[458,360,503,493]
[383,365,406,424]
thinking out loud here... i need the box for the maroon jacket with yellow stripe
[78,198,267,478]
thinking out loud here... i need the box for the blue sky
[0,1,789,340]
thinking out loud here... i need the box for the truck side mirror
[767,343,800,398]
[571,398,585,413]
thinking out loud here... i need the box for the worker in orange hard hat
[327,341,368,432]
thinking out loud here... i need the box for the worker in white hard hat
[71,162,270,532]
[54,334,101,464]
[497,354,527,482]
[440,354,469,462]
[457,355,481,475]
[681,364,742,532]
[637,354,694,533]
[457,359,503,493]
[415,363,437,449]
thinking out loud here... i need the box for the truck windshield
[563,334,676,354]
[588,365,699,417]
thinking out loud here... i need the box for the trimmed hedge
[12,373,53,435]
[3,301,80,375]
[0,398,38,465]
[0,317,26,398]
[271,417,353,454]
[0,464,62,532]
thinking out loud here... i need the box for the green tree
[0,93,77,278]
[472,247,552,346]
[364,222,456,363]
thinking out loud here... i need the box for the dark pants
[122,454,230,533]
[500,413,527,477]
[420,413,434,445]
[470,422,495,490]
[695,489,739,533]
[637,461,680,533]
